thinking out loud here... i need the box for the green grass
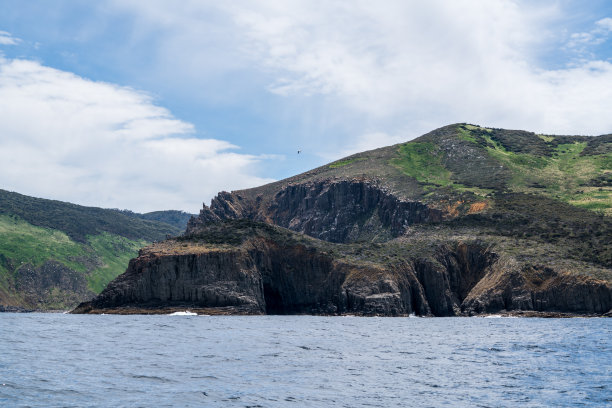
[0,214,150,298]
[0,214,87,273]
[328,158,365,168]
[537,134,555,142]
[390,142,452,186]
[86,233,147,293]
[457,128,612,213]
[457,127,478,143]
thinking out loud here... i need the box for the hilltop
[0,189,193,310]
[76,124,611,316]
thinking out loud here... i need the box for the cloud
[106,0,612,145]
[567,16,612,48]
[596,17,612,32]
[0,31,20,45]
[226,1,612,136]
[321,132,407,160]
[0,56,273,212]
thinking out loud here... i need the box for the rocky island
[73,124,612,316]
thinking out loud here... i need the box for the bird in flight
[297,150,301,154]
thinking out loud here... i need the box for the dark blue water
[1,314,610,407]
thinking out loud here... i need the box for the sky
[0,0,611,213]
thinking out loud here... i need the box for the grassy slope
[235,124,610,215]
[0,215,148,302]
[382,124,611,214]
[225,123,611,278]
[0,190,183,309]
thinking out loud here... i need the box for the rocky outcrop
[73,224,612,316]
[75,218,612,316]
[15,261,94,309]
[186,180,444,243]
[74,123,612,316]
[462,261,612,315]
[74,237,428,315]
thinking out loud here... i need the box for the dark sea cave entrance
[263,283,287,314]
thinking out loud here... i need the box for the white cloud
[0,56,273,213]
[106,0,612,144]
[225,1,612,136]
[567,16,612,48]
[321,132,407,160]
[0,31,20,45]
[596,17,612,32]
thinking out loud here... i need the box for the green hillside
[215,123,611,274]
[277,123,611,216]
[415,124,612,214]
[0,190,182,310]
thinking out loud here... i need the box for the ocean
[1,313,610,407]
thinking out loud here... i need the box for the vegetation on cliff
[75,219,611,316]
[0,189,185,310]
[146,123,609,316]
[53,123,612,315]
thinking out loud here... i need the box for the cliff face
[462,262,612,314]
[14,261,94,310]
[186,180,444,243]
[73,221,612,316]
[75,124,612,316]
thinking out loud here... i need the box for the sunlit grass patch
[569,187,612,215]
[390,142,452,186]
[537,134,555,142]
[0,214,86,273]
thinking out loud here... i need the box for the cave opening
[263,283,289,315]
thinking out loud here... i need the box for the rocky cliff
[74,124,612,316]
[186,179,446,243]
[73,220,611,316]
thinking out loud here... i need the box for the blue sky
[0,0,611,212]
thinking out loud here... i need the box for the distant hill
[77,124,612,316]
[118,209,194,231]
[0,189,185,311]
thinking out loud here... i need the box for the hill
[75,124,612,316]
[0,189,183,310]
[118,209,194,231]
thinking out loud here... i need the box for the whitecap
[169,311,197,316]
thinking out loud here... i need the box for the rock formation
[74,124,612,316]
[73,221,611,316]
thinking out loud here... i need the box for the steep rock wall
[462,261,612,315]
[14,261,94,309]
[73,240,514,316]
[76,249,264,313]
[186,180,444,243]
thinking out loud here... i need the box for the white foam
[169,311,197,316]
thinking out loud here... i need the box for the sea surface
[1,313,610,408]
